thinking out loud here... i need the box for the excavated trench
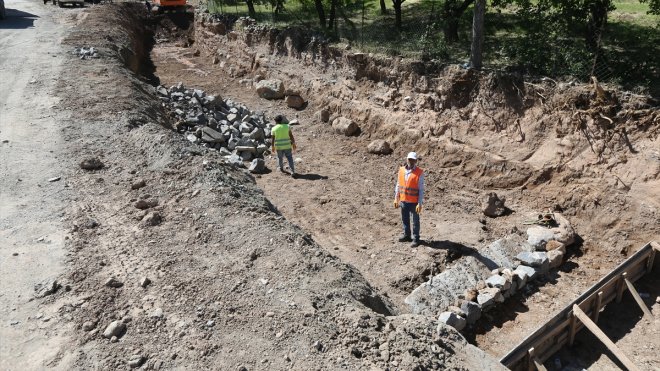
[123,5,659,369]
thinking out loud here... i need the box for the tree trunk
[585,0,609,51]
[469,0,485,69]
[314,0,326,28]
[329,0,336,30]
[442,0,474,42]
[443,18,459,42]
[246,0,256,18]
[392,0,403,30]
[380,0,387,14]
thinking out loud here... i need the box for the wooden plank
[647,248,656,274]
[593,291,603,323]
[616,272,627,303]
[651,241,660,252]
[527,347,536,371]
[568,310,577,346]
[533,357,548,371]
[624,278,653,320]
[572,305,641,371]
[500,242,655,369]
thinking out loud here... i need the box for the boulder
[514,265,539,282]
[438,312,466,332]
[516,251,549,267]
[482,192,506,217]
[200,127,224,144]
[547,249,565,269]
[460,301,482,324]
[256,79,285,99]
[485,274,511,291]
[526,213,575,250]
[332,117,360,136]
[103,321,126,339]
[249,159,266,174]
[285,95,305,109]
[405,255,492,315]
[80,157,105,171]
[367,140,392,155]
[477,287,504,308]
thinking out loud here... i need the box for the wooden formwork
[500,241,659,371]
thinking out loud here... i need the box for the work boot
[411,240,421,248]
[398,235,412,242]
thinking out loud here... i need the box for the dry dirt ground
[151,9,659,370]
[0,2,658,371]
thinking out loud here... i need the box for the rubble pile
[407,213,577,332]
[75,47,99,59]
[156,83,273,172]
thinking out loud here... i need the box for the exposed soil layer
[22,4,504,370]
[151,10,659,367]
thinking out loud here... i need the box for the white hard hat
[407,152,418,160]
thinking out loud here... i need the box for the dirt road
[0,1,75,368]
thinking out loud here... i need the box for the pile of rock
[432,213,575,332]
[157,83,273,172]
[75,47,99,60]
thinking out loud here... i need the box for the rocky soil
[2,2,658,371]
[3,4,508,371]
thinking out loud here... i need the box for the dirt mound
[41,4,505,370]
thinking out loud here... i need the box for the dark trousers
[400,201,420,241]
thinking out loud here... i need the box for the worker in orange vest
[394,152,424,247]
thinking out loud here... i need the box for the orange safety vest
[398,166,423,203]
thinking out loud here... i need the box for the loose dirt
[1,2,658,370]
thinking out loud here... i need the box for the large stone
[485,274,511,291]
[547,249,565,269]
[514,265,538,282]
[477,287,504,308]
[526,213,576,250]
[103,321,126,339]
[34,279,59,298]
[480,235,527,269]
[249,158,266,174]
[128,355,146,368]
[405,255,493,315]
[80,157,105,171]
[249,128,265,141]
[203,95,223,109]
[228,154,244,167]
[438,312,466,332]
[236,146,257,154]
[482,192,507,217]
[285,95,305,109]
[367,140,392,155]
[331,117,360,136]
[256,79,285,99]
[200,127,224,144]
[461,301,482,324]
[516,251,549,267]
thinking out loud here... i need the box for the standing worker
[394,152,424,247]
[270,115,297,178]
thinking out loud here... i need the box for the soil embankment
[153,10,659,367]
[3,4,504,370]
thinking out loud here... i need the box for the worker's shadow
[292,173,328,181]
[423,240,498,268]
